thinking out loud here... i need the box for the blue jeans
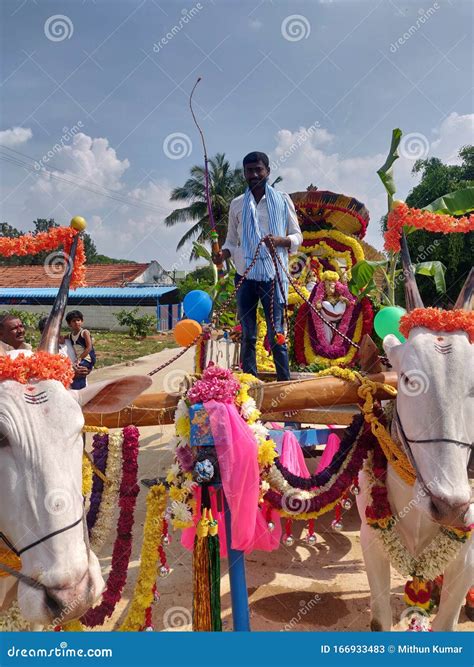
[235,275,290,381]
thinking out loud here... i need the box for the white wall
[3,304,159,332]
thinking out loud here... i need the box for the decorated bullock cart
[0,134,473,633]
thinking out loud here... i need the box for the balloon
[374,306,406,342]
[183,290,213,323]
[174,319,202,347]
[70,216,87,231]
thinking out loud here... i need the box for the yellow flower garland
[82,454,93,496]
[64,484,168,632]
[302,229,365,268]
[120,484,167,631]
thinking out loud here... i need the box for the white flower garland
[0,600,30,631]
[89,431,124,553]
[364,454,471,580]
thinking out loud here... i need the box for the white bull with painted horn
[0,232,152,626]
[357,236,473,631]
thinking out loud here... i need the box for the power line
[0,144,173,216]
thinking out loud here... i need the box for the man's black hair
[243,151,269,168]
[66,310,84,323]
[0,312,16,329]
[38,316,48,333]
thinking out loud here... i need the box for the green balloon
[374,306,406,342]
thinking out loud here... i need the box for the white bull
[357,243,473,631]
[0,363,151,626]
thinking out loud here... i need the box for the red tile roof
[0,263,149,288]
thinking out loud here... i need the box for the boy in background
[65,310,96,389]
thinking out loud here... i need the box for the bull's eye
[0,431,9,448]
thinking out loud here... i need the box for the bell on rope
[342,498,353,510]
[145,626,154,632]
[331,520,344,531]
[159,565,171,577]
[305,533,317,546]
[162,535,170,546]
[283,535,295,547]
[267,521,275,532]
[350,484,360,496]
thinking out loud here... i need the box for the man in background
[0,313,32,353]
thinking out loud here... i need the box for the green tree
[164,153,246,258]
[177,265,215,299]
[403,146,473,306]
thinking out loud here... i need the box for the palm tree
[164,153,246,258]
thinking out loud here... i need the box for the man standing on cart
[213,151,302,381]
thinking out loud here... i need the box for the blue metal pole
[223,494,251,631]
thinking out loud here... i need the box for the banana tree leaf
[350,259,388,295]
[377,128,402,198]
[422,187,474,216]
[193,241,218,285]
[414,261,446,294]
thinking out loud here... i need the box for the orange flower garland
[384,202,474,252]
[0,352,74,388]
[0,227,86,288]
[399,308,474,343]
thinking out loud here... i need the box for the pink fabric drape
[181,400,281,555]
[316,427,341,473]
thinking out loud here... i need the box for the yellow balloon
[70,216,87,231]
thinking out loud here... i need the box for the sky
[0,0,472,271]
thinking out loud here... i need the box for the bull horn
[400,232,424,311]
[453,268,474,311]
[38,233,79,354]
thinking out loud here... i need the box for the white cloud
[269,113,473,251]
[249,18,263,30]
[431,112,473,164]
[0,126,32,147]
[2,130,190,267]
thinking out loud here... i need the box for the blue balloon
[183,290,213,323]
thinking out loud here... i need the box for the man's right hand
[212,249,230,265]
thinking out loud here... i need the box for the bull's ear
[383,334,403,370]
[72,375,152,413]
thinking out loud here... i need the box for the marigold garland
[399,308,474,343]
[82,454,93,496]
[384,201,474,252]
[0,352,74,388]
[120,484,167,631]
[0,227,86,288]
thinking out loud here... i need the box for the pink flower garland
[188,364,240,404]
[310,281,356,357]
[81,425,140,627]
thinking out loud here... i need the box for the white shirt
[222,191,303,277]
[59,338,77,362]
